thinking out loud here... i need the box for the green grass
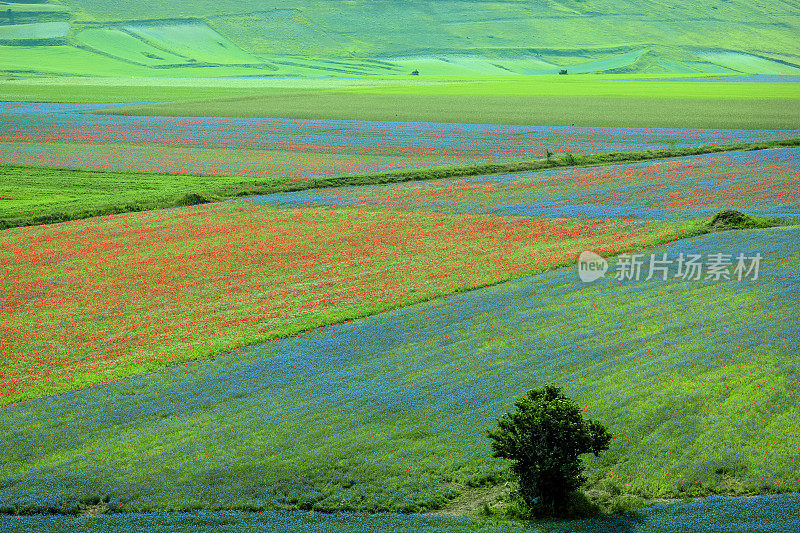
[107,76,800,129]
[2,74,798,130]
[341,76,800,99]
[118,93,800,130]
[3,139,800,229]
[0,77,262,103]
[0,75,446,103]
[0,164,267,229]
[74,28,195,66]
[0,22,69,41]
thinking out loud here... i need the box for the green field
[0,74,796,129]
[0,76,439,103]
[92,76,800,129]
[2,0,799,524]
[0,165,268,228]
[0,21,68,41]
[1,226,797,514]
[100,75,800,130]
[115,91,800,130]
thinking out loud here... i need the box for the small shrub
[606,494,648,515]
[708,209,774,231]
[503,492,533,520]
[466,471,505,488]
[593,479,622,496]
[174,192,216,207]
[564,490,602,518]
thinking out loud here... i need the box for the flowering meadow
[1,226,797,514]
[2,101,798,524]
[253,148,800,219]
[2,102,799,178]
[0,201,695,404]
[0,140,454,180]
[1,494,799,533]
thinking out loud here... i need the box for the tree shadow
[531,510,648,533]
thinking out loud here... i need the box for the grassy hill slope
[56,0,800,58]
[1,0,799,75]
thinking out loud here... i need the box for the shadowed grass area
[1,494,800,531]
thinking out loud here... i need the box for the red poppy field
[0,201,700,404]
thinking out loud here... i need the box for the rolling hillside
[2,225,798,513]
[0,0,799,76]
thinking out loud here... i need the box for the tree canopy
[487,385,611,517]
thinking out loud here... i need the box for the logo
[576,251,762,283]
[577,251,608,282]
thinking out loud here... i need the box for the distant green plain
[0,75,441,103]
[117,93,800,130]
[102,76,800,129]
[2,75,795,129]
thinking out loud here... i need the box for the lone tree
[487,385,611,517]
